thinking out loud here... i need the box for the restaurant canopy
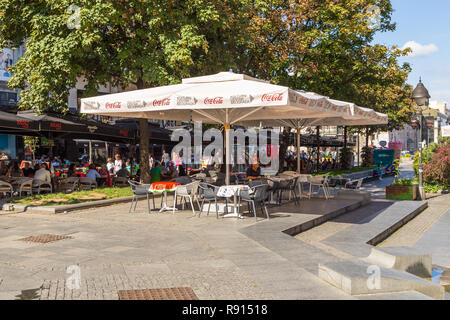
[114,119,174,144]
[80,72,388,182]
[0,110,39,135]
[17,110,135,143]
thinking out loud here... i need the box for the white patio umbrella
[80,72,387,183]
[239,92,388,173]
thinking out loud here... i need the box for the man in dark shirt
[22,162,34,177]
[246,161,261,178]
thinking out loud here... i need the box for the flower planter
[386,185,418,200]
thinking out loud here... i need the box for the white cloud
[401,41,439,57]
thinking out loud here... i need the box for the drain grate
[118,287,198,300]
[18,234,73,243]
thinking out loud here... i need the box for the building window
[0,91,17,106]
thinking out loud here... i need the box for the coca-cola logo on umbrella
[152,97,170,107]
[261,93,283,103]
[105,102,121,109]
[177,96,198,105]
[230,95,254,104]
[204,97,223,104]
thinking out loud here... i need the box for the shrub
[361,146,373,167]
[392,178,415,186]
[423,142,450,187]
[413,142,438,176]
[339,147,352,170]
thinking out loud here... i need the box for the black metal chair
[277,177,298,204]
[128,181,154,214]
[238,184,270,221]
[198,182,228,218]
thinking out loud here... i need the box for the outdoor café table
[216,184,251,219]
[149,181,180,213]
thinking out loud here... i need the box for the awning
[0,111,40,134]
[17,110,135,142]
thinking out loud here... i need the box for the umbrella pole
[225,109,230,185]
[296,128,301,173]
[89,140,92,163]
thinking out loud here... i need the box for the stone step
[363,247,432,278]
[318,260,445,300]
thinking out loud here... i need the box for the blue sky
[373,0,450,104]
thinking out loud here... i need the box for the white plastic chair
[309,173,330,199]
[0,180,14,199]
[173,180,200,215]
[32,179,53,194]
[18,178,33,196]
[79,177,97,190]
[345,178,364,190]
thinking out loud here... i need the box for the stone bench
[318,260,444,299]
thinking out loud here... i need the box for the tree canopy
[0,0,413,177]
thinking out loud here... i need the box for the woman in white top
[114,154,123,173]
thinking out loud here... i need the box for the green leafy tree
[1,0,412,181]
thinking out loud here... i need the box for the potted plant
[386,178,419,200]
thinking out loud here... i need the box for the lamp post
[411,79,430,200]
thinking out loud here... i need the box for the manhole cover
[18,234,73,243]
[118,287,199,300]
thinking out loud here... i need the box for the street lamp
[411,78,431,200]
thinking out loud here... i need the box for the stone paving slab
[0,187,445,300]
[322,201,428,258]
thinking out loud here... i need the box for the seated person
[22,162,35,177]
[7,161,24,178]
[85,163,101,181]
[246,160,262,179]
[178,164,186,176]
[167,162,178,179]
[34,163,52,183]
[150,161,164,183]
[375,163,383,180]
[67,163,77,177]
[0,161,9,176]
[98,164,111,187]
[106,157,115,173]
[115,167,130,178]
[125,161,132,174]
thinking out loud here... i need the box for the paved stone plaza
[0,169,448,300]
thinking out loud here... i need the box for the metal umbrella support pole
[89,140,93,163]
[296,127,301,173]
[225,109,231,185]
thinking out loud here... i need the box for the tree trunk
[316,126,320,172]
[365,126,369,147]
[343,126,347,149]
[136,79,150,183]
[279,127,290,172]
[139,118,150,183]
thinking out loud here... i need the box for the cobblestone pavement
[0,162,447,300]
[1,197,360,300]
